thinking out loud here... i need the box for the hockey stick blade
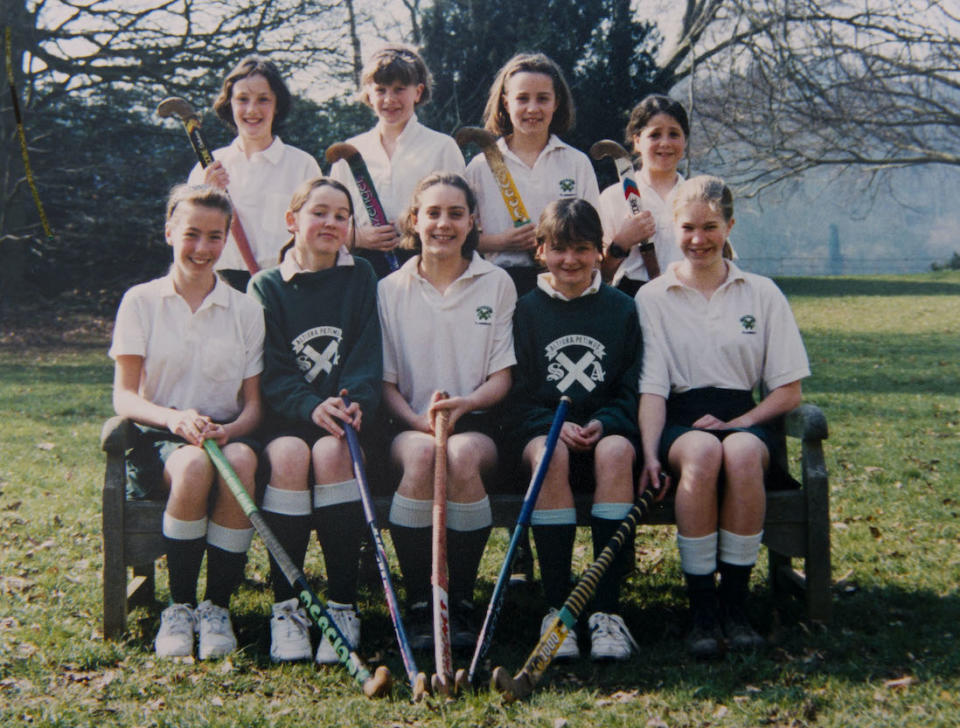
[491,490,657,701]
[202,440,391,698]
[588,139,630,161]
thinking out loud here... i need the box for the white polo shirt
[378,252,517,415]
[188,137,321,271]
[109,275,265,422]
[329,115,466,225]
[465,135,600,268]
[637,261,809,398]
[598,173,683,285]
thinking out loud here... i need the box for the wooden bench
[100,403,830,639]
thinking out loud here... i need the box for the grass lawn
[1,272,959,727]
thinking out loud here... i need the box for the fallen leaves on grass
[883,676,916,690]
[596,689,639,706]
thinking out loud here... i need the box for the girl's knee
[223,441,257,478]
[266,437,310,483]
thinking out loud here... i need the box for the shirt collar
[280,246,355,281]
[497,134,565,165]
[229,135,285,164]
[161,273,232,309]
[663,259,745,291]
[536,269,602,300]
[377,114,420,146]
[406,251,493,284]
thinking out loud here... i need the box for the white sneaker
[315,602,360,665]
[155,603,195,657]
[540,607,579,661]
[270,598,312,662]
[195,600,237,659]
[588,612,638,661]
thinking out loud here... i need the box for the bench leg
[103,553,128,640]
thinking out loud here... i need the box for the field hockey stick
[491,488,656,701]
[156,97,260,275]
[324,142,399,271]
[457,395,572,690]
[589,139,660,279]
[430,398,455,695]
[340,395,429,701]
[6,27,54,244]
[202,439,391,698]
[454,127,531,228]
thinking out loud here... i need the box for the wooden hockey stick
[202,440,391,698]
[457,396,571,690]
[589,139,660,279]
[324,142,399,271]
[491,489,656,701]
[340,395,429,701]
[430,398,455,695]
[454,127,531,227]
[157,97,260,275]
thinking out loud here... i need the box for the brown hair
[535,198,604,254]
[482,53,575,137]
[400,173,479,260]
[212,55,291,135]
[625,94,690,148]
[277,177,356,263]
[165,184,232,230]
[358,44,432,107]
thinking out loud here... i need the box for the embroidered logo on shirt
[544,334,606,393]
[291,326,343,382]
[740,315,757,334]
[475,305,494,325]
[558,178,576,195]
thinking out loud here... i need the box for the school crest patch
[739,315,757,334]
[544,334,606,393]
[291,326,343,383]
[558,178,576,196]
[475,305,494,325]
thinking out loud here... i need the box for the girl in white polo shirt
[466,52,599,297]
[110,185,264,660]
[598,95,690,297]
[377,172,516,650]
[330,44,466,279]
[636,175,810,659]
[188,55,321,291]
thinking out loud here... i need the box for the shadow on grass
[775,276,960,297]
[464,582,960,703]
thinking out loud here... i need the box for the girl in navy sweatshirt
[248,177,381,664]
[510,197,642,662]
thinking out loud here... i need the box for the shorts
[658,387,782,481]
[125,423,261,500]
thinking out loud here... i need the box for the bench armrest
[784,403,828,442]
[101,416,136,454]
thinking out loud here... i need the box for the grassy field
[1,272,959,727]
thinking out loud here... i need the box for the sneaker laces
[591,613,639,654]
[160,604,195,634]
[274,602,310,632]
[196,602,231,637]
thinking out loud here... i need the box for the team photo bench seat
[100,403,831,639]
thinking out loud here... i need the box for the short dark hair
[400,173,480,260]
[358,44,432,107]
[625,94,690,147]
[483,53,575,137]
[212,55,291,136]
[535,198,604,253]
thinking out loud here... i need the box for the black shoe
[407,601,433,651]
[686,604,724,659]
[721,603,765,651]
[450,599,477,651]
